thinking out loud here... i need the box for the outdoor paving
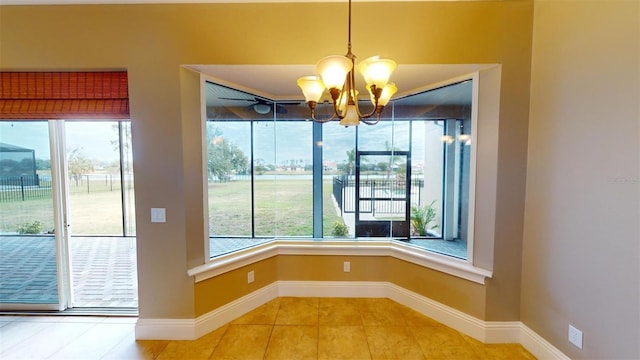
[1,235,464,309]
[0,236,137,308]
[0,236,58,304]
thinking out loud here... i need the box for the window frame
[193,67,500,285]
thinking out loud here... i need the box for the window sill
[188,239,492,284]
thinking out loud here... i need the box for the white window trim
[196,65,502,288]
[188,239,492,285]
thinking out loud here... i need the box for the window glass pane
[121,122,136,236]
[394,80,473,259]
[0,120,59,305]
[0,121,54,234]
[207,121,252,237]
[65,122,124,235]
[205,79,474,261]
[322,122,356,237]
[272,120,312,237]
[253,120,276,237]
[357,120,393,152]
[410,120,444,235]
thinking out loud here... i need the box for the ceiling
[189,64,488,107]
[202,65,476,120]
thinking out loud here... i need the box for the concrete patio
[0,236,138,309]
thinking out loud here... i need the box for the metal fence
[0,174,124,203]
[0,175,52,202]
[332,175,423,215]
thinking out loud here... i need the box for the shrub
[331,221,349,237]
[16,220,43,235]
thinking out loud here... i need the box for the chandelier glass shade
[296,0,397,126]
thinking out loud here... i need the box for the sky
[209,119,426,166]
[0,121,121,162]
[0,118,429,168]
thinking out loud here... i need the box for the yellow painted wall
[195,257,278,316]
[194,256,485,319]
[524,1,639,358]
[0,1,533,322]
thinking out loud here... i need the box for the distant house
[323,161,337,171]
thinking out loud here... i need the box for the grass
[0,186,130,235]
[1,175,130,233]
[1,178,342,237]
[209,179,342,237]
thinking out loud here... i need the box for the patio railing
[332,175,423,214]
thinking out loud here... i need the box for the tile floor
[0,297,536,359]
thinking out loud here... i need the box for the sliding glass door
[0,121,64,310]
[0,120,137,310]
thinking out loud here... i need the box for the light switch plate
[151,208,166,223]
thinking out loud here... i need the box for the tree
[35,158,51,171]
[254,158,268,175]
[68,147,94,185]
[384,140,403,180]
[345,148,356,176]
[207,126,249,181]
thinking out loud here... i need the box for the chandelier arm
[359,113,381,125]
[354,103,379,119]
[312,113,339,123]
[329,83,349,120]
[354,85,381,119]
[307,101,338,123]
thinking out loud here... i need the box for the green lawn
[1,178,343,237]
[209,179,343,237]
[0,190,127,235]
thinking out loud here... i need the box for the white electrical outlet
[343,261,350,273]
[568,324,583,349]
[247,270,254,284]
[150,208,166,223]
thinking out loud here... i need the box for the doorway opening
[0,120,137,311]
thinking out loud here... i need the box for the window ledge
[187,239,492,285]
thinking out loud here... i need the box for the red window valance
[0,71,129,119]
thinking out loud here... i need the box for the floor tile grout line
[261,309,278,360]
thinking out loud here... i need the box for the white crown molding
[135,280,569,360]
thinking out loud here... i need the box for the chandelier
[296,0,397,126]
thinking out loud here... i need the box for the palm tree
[384,140,403,180]
[346,148,356,176]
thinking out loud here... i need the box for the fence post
[86,174,90,194]
[20,176,25,201]
[372,180,376,216]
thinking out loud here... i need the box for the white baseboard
[135,280,568,359]
[520,324,571,360]
[135,317,197,340]
[135,283,278,340]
